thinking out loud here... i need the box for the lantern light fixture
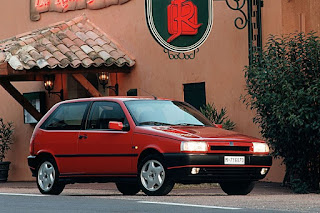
[98,72,119,96]
[43,74,64,101]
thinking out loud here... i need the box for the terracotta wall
[0,0,310,182]
[0,82,44,181]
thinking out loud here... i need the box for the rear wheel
[138,154,175,196]
[36,158,65,195]
[219,181,255,195]
[116,182,140,195]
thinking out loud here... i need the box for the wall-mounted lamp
[98,72,119,96]
[43,74,64,101]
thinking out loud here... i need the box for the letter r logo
[167,0,202,43]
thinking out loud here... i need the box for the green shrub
[200,103,236,130]
[243,32,320,193]
[0,118,14,162]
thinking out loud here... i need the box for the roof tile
[66,20,76,27]
[82,58,94,68]
[86,31,99,41]
[50,27,60,34]
[57,44,70,54]
[41,38,51,45]
[69,45,81,53]
[88,51,100,60]
[40,50,53,60]
[93,58,104,66]
[0,15,135,71]
[36,58,49,69]
[65,30,78,41]
[46,43,59,53]
[26,60,37,68]
[0,52,5,63]
[29,50,43,61]
[102,44,115,53]
[86,39,98,47]
[74,50,88,61]
[73,38,86,47]
[109,50,124,60]
[52,51,68,62]
[71,59,82,68]
[62,38,74,48]
[75,31,89,42]
[92,45,104,53]
[65,51,79,61]
[95,38,108,46]
[56,32,68,40]
[80,45,94,54]
[47,57,60,68]
[59,58,70,68]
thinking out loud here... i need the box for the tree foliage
[244,32,320,193]
[200,103,236,130]
[0,118,14,162]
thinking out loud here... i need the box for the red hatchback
[28,97,272,196]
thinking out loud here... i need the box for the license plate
[224,156,245,165]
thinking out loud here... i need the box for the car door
[39,101,90,174]
[77,101,135,175]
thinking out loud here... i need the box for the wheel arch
[138,148,164,166]
[35,152,57,169]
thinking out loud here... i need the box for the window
[86,102,128,130]
[41,102,89,130]
[183,82,206,110]
[125,100,212,126]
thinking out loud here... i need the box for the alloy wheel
[140,160,165,191]
[38,161,55,192]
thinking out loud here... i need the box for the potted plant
[0,118,14,182]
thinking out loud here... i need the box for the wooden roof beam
[72,74,102,97]
[0,78,43,121]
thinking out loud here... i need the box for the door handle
[79,135,88,139]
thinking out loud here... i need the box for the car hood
[134,126,264,142]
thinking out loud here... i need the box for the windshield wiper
[174,123,205,126]
[139,121,173,126]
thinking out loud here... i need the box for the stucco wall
[0,0,293,182]
[0,82,44,181]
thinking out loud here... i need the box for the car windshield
[124,100,213,127]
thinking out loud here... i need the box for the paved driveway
[0,182,319,212]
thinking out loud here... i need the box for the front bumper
[163,153,272,183]
[27,156,37,177]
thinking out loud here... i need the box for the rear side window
[41,102,89,130]
[86,101,127,130]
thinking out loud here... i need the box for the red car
[28,97,272,196]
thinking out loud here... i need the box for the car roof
[57,96,173,104]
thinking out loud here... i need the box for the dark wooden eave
[0,62,132,121]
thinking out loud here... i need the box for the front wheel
[219,181,255,195]
[138,154,175,196]
[36,158,65,195]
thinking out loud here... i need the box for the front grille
[210,146,250,151]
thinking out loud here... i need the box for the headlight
[252,142,269,153]
[181,141,208,152]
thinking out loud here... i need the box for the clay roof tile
[0,15,135,71]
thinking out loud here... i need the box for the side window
[86,102,128,130]
[41,102,89,130]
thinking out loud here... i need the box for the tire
[219,181,255,195]
[116,182,140,195]
[138,154,175,196]
[36,158,65,195]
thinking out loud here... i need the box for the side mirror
[109,121,124,131]
[214,124,223,129]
